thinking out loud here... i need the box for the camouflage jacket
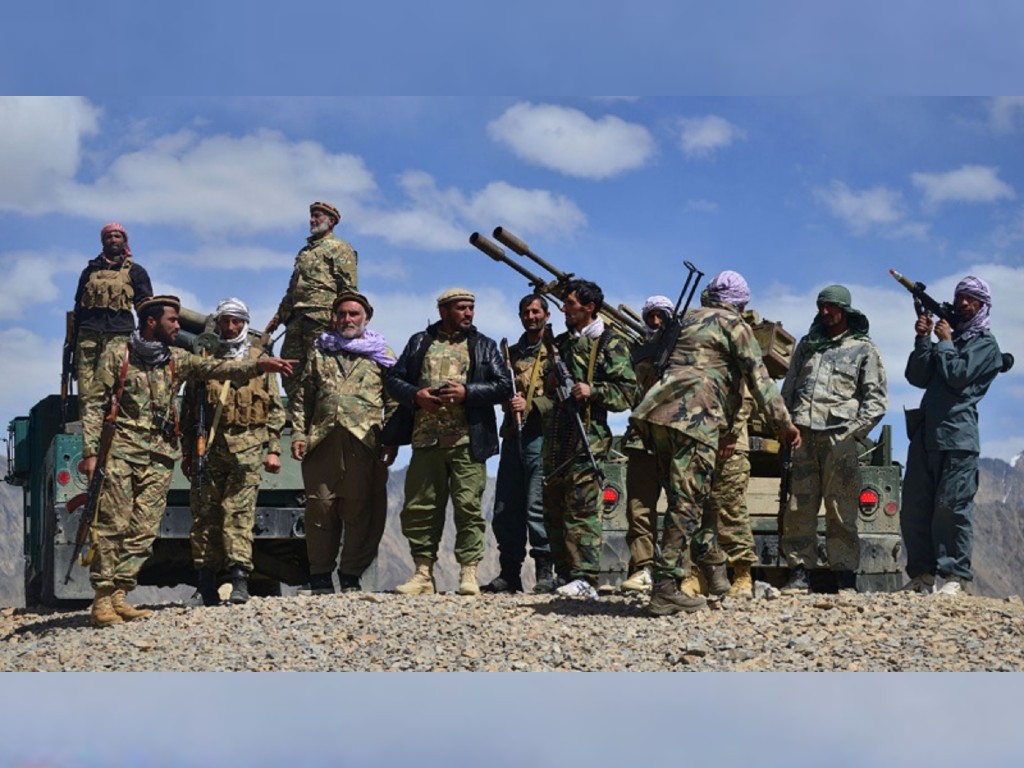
[501,333,552,440]
[276,233,358,326]
[781,330,887,442]
[630,304,792,450]
[290,345,398,455]
[82,345,263,463]
[544,327,637,468]
[180,345,285,459]
[905,330,1003,452]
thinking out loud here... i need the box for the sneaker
[308,572,335,595]
[781,565,810,595]
[555,578,599,600]
[620,567,653,593]
[481,574,523,593]
[900,574,935,594]
[935,577,963,597]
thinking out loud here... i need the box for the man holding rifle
[631,271,800,617]
[481,294,555,593]
[542,279,637,600]
[80,295,296,628]
[181,298,286,606]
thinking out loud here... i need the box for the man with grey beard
[265,201,358,401]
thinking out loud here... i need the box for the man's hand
[82,456,97,485]
[571,381,591,402]
[257,357,299,377]
[780,423,802,451]
[436,380,466,406]
[415,387,444,412]
[264,314,280,335]
[915,314,934,337]
[717,438,738,460]
[291,440,306,461]
[508,392,527,414]
[264,452,282,473]
[181,454,193,480]
[934,318,953,342]
[381,445,398,467]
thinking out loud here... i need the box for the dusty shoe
[935,576,964,597]
[228,566,250,604]
[727,563,754,599]
[458,563,481,596]
[621,567,653,593]
[338,573,362,592]
[481,573,523,593]
[555,578,599,600]
[90,588,124,628]
[111,589,153,621]
[648,578,706,616]
[396,557,436,595]
[701,561,731,596]
[679,567,703,598]
[781,565,810,595]
[900,574,935,594]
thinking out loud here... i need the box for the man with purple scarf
[901,276,1009,596]
[289,291,398,594]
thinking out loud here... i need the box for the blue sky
[1,95,1022,464]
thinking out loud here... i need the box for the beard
[310,219,333,237]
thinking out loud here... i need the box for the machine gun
[469,229,645,344]
[652,261,705,378]
[542,324,604,485]
[193,381,210,495]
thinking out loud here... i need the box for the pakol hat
[437,288,475,307]
[310,201,340,223]
[333,290,374,319]
[136,294,181,314]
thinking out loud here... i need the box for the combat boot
[727,563,754,598]
[458,562,481,596]
[781,565,810,595]
[396,557,436,595]
[532,555,560,593]
[111,588,153,621]
[228,566,250,604]
[648,578,706,616]
[679,566,703,598]
[701,561,731,596]
[620,566,653,593]
[481,557,523,593]
[90,587,123,628]
[194,568,220,607]
[308,572,335,595]
[338,573,362,592]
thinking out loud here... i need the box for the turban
[703,270,751,309]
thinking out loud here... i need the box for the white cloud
[0,97,101,213]
[487,102,654,179]
[989,96,1024,133]
[678,115,745,158]
[148,245,288,272]
[911,164,1016,207]
[56,128,377,236]
[0,250,83,320]
[813,181,914,236]
[0,329,63,420]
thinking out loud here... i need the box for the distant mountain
[973,453,1024,599]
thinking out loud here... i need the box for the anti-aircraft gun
[5,304,316,606]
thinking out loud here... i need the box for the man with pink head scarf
[901,275,1010,597]
[73,222,153,399]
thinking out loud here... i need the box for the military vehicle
[5,307,313,605]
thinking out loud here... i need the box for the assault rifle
[193,381,209,495]
[777,445,793,563]
[500,337,523,457]
[652,261,705,378]
[60,311,76,425]
[469,229,645,344]
[542,324,604,485]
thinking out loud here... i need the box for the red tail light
[858,488,879,513]
[602,486,620,505]
[57,470,72,485]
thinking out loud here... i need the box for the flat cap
[333,290,374,319]
[136,294,181,314]
[310,201,340,223]
[437,288,475,307]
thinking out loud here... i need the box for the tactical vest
[80,258,135,312]
[209,377,272,428]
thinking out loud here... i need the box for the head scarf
[803,283,870,353]
[99,222,132,260]
[641,295,673,338]
[214,298,252,359]
[701,270,751,310]
[953,276,992,341]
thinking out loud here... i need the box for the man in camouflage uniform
[780,285,887,593]
[73,222,153,399]
[631,271,800,617]
[265,201,358,401]
[620,295,673,593]
[382,289,511,596]
[290,291,397,595]
[180,298,286,606]
[481,294,554,594]
[543,279,638,600]
[80,296,295,628]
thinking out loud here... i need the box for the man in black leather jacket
[383,288,512,596]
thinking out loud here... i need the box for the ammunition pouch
[215,380,270,428]
[80,258,134,312]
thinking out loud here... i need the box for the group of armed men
[72,201,1008,627]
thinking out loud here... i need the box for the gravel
[3,587,1022,672]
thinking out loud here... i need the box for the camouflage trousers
[302,427,388,577]
[643,424,716,582]
[90,451,174,591]
[543,461,603,585]
[782,428,861,571]
[624,446,660,573]
[401,444,487,565]
[189,442,262,573]
[692,449,755,567]
[492,431,549,565]
[280,312,330,402]
[75,329,129,401]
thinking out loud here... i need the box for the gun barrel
[470,233,560,298]
[493,227,570,281]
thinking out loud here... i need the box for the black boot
[228,566,250,604]
[481,558,523,593]
[781,565,810,595]
[835,570,858,592]
[648,578,706,616]
[338,572,361,592]
[188,568,220,607]
[700,561,731,596]
[532,555,558,593]
[308,572,334,595]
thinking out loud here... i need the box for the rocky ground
[2,586,1022,672]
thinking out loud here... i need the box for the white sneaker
[620,567,653,593]
[555,578,599,600]
[935,577,963,597]
[901,574,935,594]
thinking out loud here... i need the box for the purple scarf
[953,276,992,341]
[316,328,396,368]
